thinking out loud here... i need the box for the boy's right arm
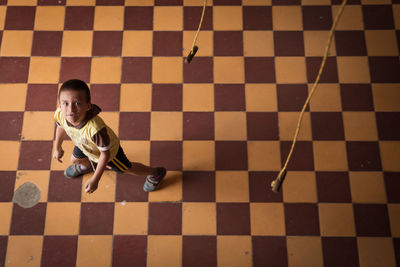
[53,126,66,163]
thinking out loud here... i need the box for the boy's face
[59,89,91,126]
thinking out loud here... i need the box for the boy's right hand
[53,147,64,163]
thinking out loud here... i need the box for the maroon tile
[213,0,241,4]
[249,171,282,202]
[369,56,400,83]
[0,236,7,267]
[274,31,304,56]
[124,7,153,30]
[272,0,300,4]
[150,141,182,171]
[394,238,400,267]
[353,204,391,236]
[363,5,394,30]
[10,203,46,235]
[155,0,182,5]
[335,31,367,56]
[346,141,382,171]
[149,202,182,235]
[340,84,374,111]
[215,141,248,170]
[48,171,82,202]
[26,84,58,111]
[376,112,400,140]
[112,236,147,267]
[276,84,308,112]
[245,57,275,83]
[96,0,124,4]
[153,31,182,56]
[152,84,182,111]
[60,58,91,83]
[284,203,320,235]
[247,112,278,140]
[5,6,35,30]
[217,203,250,235]
[183,112,214,140]
[65,6,94,30]
[243,6,272,30]
[119,112,150,140]
[183,236,217,267]
[183,57,213,83]
[316,171,351,202]
[0,112,23,140]
[90,84,120,111]
[311,112,344,140]
[182,171,215,202]
[38,0,66,4]
[18,141,53,170]
[184,6,212,30]
[397,30,400,55]
[0,171,16,202]
[214,84,245,111]
[302,6,332,30]
[0,57,29,83]
[214,31,243,56]
[115,172,148,202]
[92,31,122,56]
[384,172,400,203]
[306,57,338,83]
[121,57,152,83]
[41,236,78,267]
[322,237,359,267]
[252,236,288,267]
[0,0,5,4]
[80,203,114,235]
[280,141,314,171]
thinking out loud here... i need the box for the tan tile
[0,203,12,235]
[243,31,274,57]
[51,140,75,170]
[93,6,123,30]
[34,6,65,30]
[214,57,244,83]
[213,6,243,30]
[304,31,336,57]
[215,112,247,140]
[90,57,121,83]
[365,30,398,56]
[183,84,214,111]
[216,171,249,202]
[332,5,364,30]
[153,6,183,31]
[15,171,50,202]
[349,172,386,203]
[217,236,252,267]
[248,141,281,171]
[99,112,119,136]
[81,171,116,202]
[182,202,216,235]
[388,204,400,237]
[357,237,396,267]
[45,202,80,235]
[278,112,312,141]
[287,236,323,267]
[147,236,182,267]
[76,236,113,267]
[379,141,400,171]
[301,0,330,4]
[319,203,355,236]
[183,141,215,170]
[6,236,43,267]
[394,5,400,30]
[250,203,285,236]
[114,202,148,235]
[337,57,370,83]
[120,84,151,111]
[372,84,400,111]
[61,31,93,57]
[152,57,182,83]
[0,84,27,111]
[184,0,213,5]
[28,57,61,83]
[245,84,277,111]
[313,141,348,171]
[343,112,378,141]
[272,6,302,30]
[275,57,307,84]
[0,31,33,56]
[361,0,391,4]
[283,171,317,203]
[183,31,213,57]
[150,112,182,140]
[148,171,182,202]
[122,31,153,56]
[309,84,342,111]
[125,0,154,5]
[21,112,54,140]
[0,7,5,30]
[8,0,36,4]
[66,0,95,5]
[119,140,150,166]
[0,141,20,170]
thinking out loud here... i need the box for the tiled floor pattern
[0,0,400,266]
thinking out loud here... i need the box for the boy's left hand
[85,178,99,194]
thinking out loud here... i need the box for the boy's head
[58,79,92,126]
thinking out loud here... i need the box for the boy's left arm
[85,149,110,194]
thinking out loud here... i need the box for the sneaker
[143,167,167,192]
[64,164,92,179]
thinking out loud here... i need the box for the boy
[52,79,166,194]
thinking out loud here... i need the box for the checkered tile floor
[0,0,400,266]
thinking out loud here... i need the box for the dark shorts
[73,146,132,173]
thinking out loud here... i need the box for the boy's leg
[125,162,155,176]
[64,146,93,178]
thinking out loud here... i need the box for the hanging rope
[184,0,207,63]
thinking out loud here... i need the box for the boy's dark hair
[59,79,91,103]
